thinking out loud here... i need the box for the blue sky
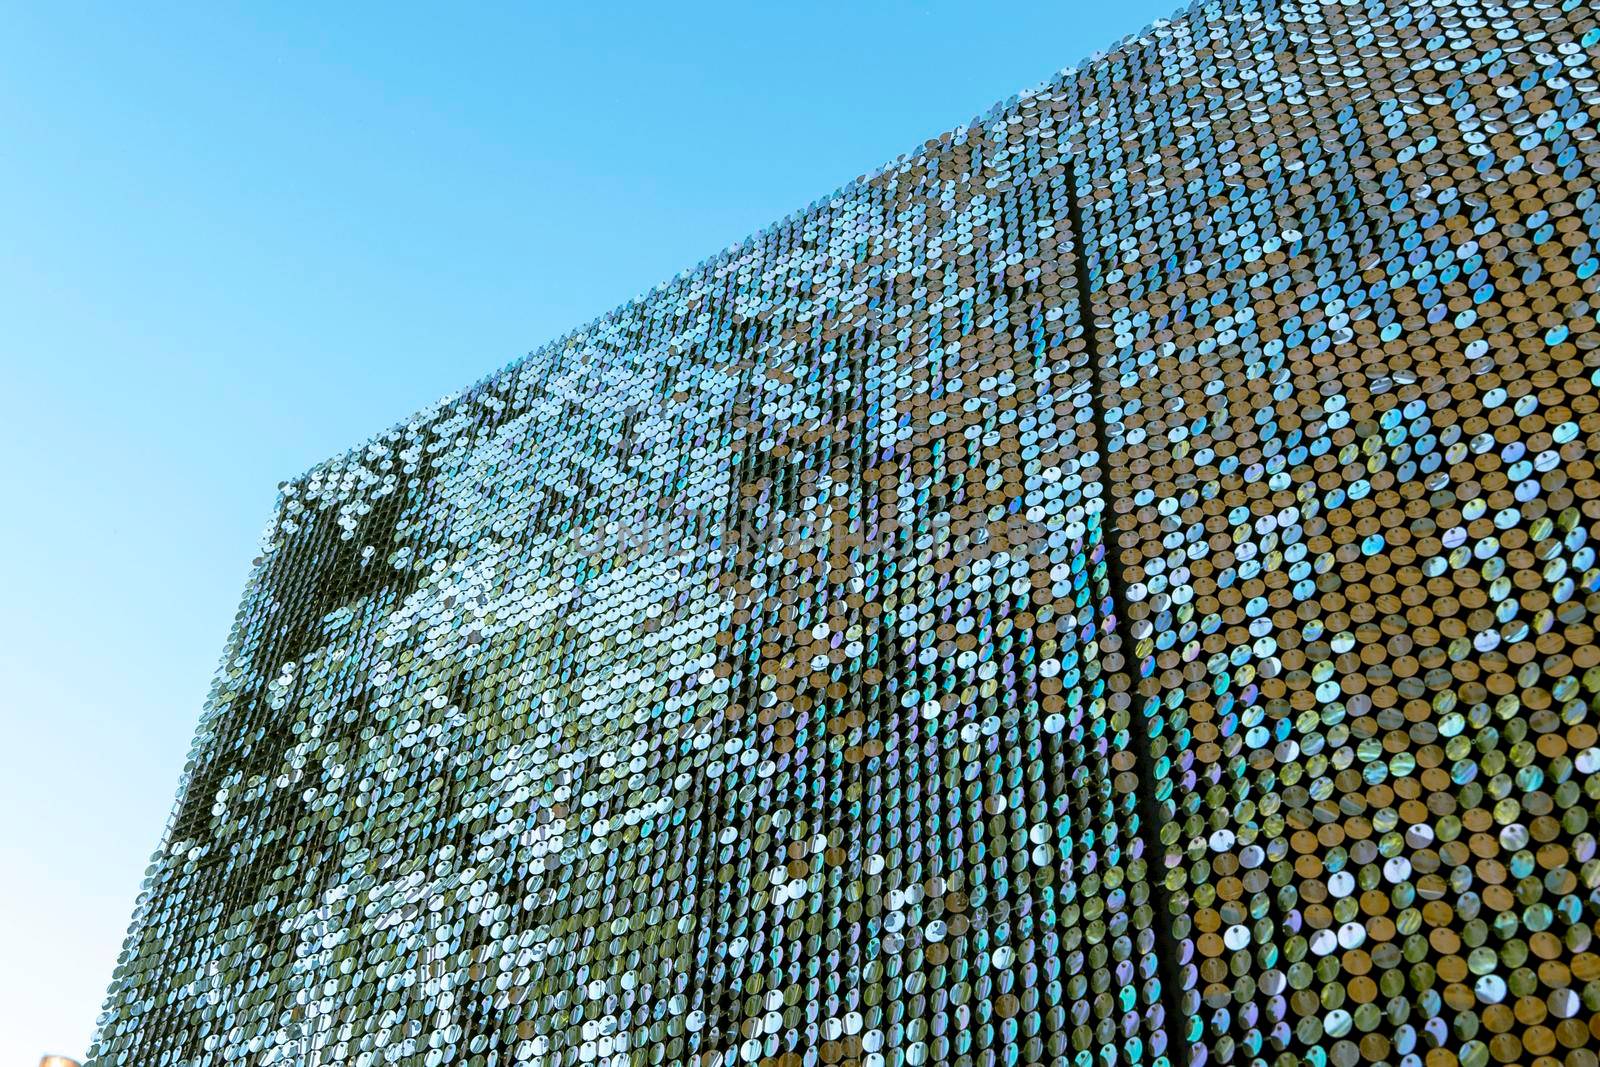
[0,1,1179,1059]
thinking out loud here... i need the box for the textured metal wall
[90,3,1600,1067]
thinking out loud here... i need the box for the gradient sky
[0,1,1180,1059]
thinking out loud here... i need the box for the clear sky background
[0,1,1179,1060]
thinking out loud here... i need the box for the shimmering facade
[91,2,1600,1066]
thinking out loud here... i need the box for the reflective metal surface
[89,2,1600,1066]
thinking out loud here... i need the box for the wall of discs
[1081,1,1600,1065]
[89,3,1600,1067]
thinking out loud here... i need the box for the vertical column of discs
[505,314,738,1066]
[673,204,857,1067]
[882,102,1140,1067]
[688,216,819,1067]
[1029,67,1195,1067]
[989,92,1168,1067]
[1068,9,1225,1066]
[646,239,780,1067]
[1079,1,1392,1063]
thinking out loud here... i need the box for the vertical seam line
[1065,156,1193,1067]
